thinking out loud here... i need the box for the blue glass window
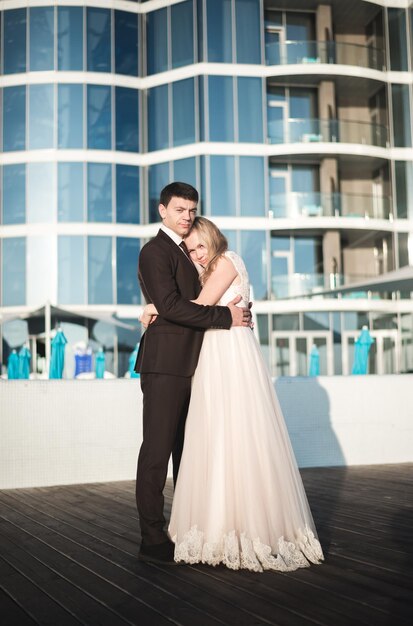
[87,85,112,150]
[174,157,197,189]
[88,163,112,222]
[29,84,54,149]
[388,9,408,71]
[208,76,234,141]
[392,84,412,147]
[27,163,55,223]
[3,86,26,151]
[58,84,83,149]
[294,237,322,274]
[30,6,54,71]
[209,156,236,215]
[241,231,267,299]
[88,237,113,304]
[197,0,205,62]
[147,9,168,75]
[116,165,140,224]
[115,88,139,152]
[58,7,83,71]
[206,0,232,62]
[58,237,86,304]
[115,11,138,75]
[236,0,261,63]
[171,1,194,68]
[239,157,265,216]
[238,78,263,142]
[3,165,26,225]
[3,9,26,74]
[148,162,170,222]
[2,238,26,306]
[87,8,111,72]
[173,79,195,146]
[117,238,140,304]
[148,84,169,151]
[58,163,84,222]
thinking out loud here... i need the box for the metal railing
[269,192,392,220]
[271,273,386,300]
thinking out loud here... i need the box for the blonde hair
[186,216,228,284]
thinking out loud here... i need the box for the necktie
[179,241,191,259]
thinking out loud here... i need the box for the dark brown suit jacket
[135,229,232,377]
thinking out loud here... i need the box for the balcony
[265,40,385,71]
[271,273,383,300]
[269,192,392,220]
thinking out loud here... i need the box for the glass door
[272,331,333,376]
[342,330,399,374]
[267,89,287,143]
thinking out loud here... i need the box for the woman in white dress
[141,217,324,572]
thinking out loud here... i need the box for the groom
[135,182,250,564]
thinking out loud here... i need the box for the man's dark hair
[160,182,198,207]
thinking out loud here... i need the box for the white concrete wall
[1,376,412,489]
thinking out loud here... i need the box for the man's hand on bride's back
[227,296,252,327]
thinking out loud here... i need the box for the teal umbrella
[352,326,374,375]
[308,344,320,376]
[128,343,140,378]
[18,346,31,379]
[49,329,68,379]
[95,349,105,379]
[7,350,19,379]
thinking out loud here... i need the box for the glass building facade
[1,0,413,376]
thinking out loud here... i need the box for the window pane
[27,163,56,223]
[88,237,113,304]
[294,237,323,274]
[87,85,112,149]
[58,6,83,71]
[395,161,413,220]
[173,157,197,189]
[241,231,267,300]
[26,236,55,306]
[208,76,234,141]
[3,238,26,306]
[30,6,54,71]
[206,0,232,62]
[147,9,168,75]
[171,1,194,68]
[238,77,263,142]
[58,84,83,149]
[239,157,265,216]
[148,162,170,222]
[392,84,412,147]
[117,238,140,304]
[388,9,408,71]
[116,165,140,223]
[3,164,26,225]
[115,87,139,152]
[4,9,26,74]
[58,163,84,222]
[173,79,195,146]
[58,236,86,304]
[3,86,26,151]
[148,84,169,151]
[29,84,54,149]
[88,163,112,222]
[236,0,261,63]
[210,156,235,215]
[115,11,138,75]
[87,8,111,72]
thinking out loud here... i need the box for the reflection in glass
[87,8,111,72]
[30,6,54,71]
[58,236,86,304]
[3,86,26,151]
[117,238,140,304]
[58,163,84,222]
[174,158,197,190]
[115,88,139,152]
[148,162,170,222]
[236,0,261,63]
[171,1,194,68]
[241,230,267,299]
[2,238,26,306]
[239,157,265,216]
[58,84,83,149]
[88,163,112,222]
[148,85,169,151]
[88,85,112,149]
[29,84,54,149]
[238,77,263,142]
[147,8,168,75]
[116,165,140,224]
[115,11,138,75]
[208,76,234,141]
[4,9,26,74]
[392,84,412,147]
[388,9,408,71]
[27,163,55,223]
[3,165,26,225]
[88,237,113,304]
[206,0,232,62]
[210,156,235,215]
[173,79,195,146]
[58,6,83,71]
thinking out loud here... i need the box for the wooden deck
[0,464,412,626]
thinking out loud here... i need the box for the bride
[141,216,324,572]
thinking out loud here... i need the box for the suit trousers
[136,372,192,546]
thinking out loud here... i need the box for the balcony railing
[267,117,388,148]
[271,273,385,300]
[269,192,392,220]
[265,40,386,71]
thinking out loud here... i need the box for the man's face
[159,196,197,237]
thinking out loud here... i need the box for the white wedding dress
[169,251,324,572]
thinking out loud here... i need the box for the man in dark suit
[135,182,250,564]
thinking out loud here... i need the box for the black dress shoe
[138,540,176,565]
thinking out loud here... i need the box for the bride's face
[185,230,209,267]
